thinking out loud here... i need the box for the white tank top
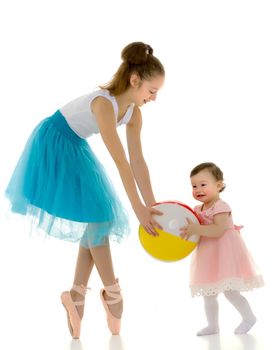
[59,89,135,139]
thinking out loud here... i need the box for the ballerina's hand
[136,205,163,236]
[180,217,199,240]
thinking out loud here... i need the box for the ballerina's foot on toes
[60,284,90,339]
[100,279,123,335]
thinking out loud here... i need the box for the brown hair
[100,42,165,95]
[190,162,226,192]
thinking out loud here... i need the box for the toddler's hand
[180,217,200,240]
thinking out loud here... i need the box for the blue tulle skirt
[5,110,130,247]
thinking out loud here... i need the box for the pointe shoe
[100,278,122,335]
[60,284,90,339]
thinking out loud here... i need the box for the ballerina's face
[191,169,223,204]
[130,73,165,107]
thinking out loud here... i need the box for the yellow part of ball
[139,225,197,262]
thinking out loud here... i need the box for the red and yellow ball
[139,201,200,262]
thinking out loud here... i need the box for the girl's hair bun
[100,41,164,95]
[121,42,153,65]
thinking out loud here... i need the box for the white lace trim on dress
[190,275,264,297]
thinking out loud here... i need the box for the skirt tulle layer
[5,110,130,247]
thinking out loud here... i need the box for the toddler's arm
[180,213,229,239]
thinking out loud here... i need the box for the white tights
[197,291,257,336]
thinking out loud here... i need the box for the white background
[0,1,279,349]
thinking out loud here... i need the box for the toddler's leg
[224,291,256,334]
[197,295,220,336]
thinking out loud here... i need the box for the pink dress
[190,199,264,297]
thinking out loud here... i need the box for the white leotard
[59,89,134,138]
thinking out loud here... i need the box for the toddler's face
[191,170,222,204]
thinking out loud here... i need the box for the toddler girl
[180,162,264,335]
